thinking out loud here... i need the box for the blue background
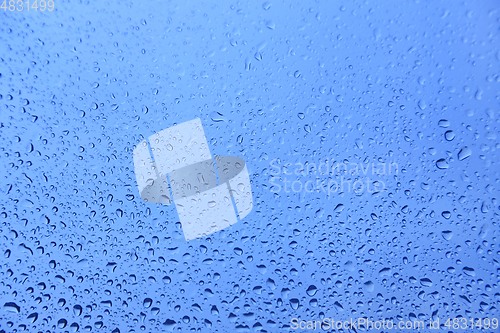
[1,0,499,332]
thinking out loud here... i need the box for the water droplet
[210,111,226,122]
[441,230,453,240]
[57,319,67,328]
[436,159,449,169]
[344,261,355,272]
[418,99,427,110]
[289,299,299,310]
[420,278,433,287]
[363,281,375,292]
[438,119,450,127]
[379,267,392,276]
[4,302,20,313]
[463,267,475,277]
[333,301,344,311]
[266,20,276,29]
[27,312,38,323]
[73,305,82,316]
[306,285,317,296]
[458,147,471,160]
[143,298,153,308]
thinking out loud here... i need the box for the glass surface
[1,1,499,332]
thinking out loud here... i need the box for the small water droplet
[210,111,226,122]
[289,298,299,310]
[444,130,455,141]
[438,119,450,127]
[436,159,449,169]
[420,278,432,287]
[363,281,375,292]
[143,298,153,308]
[306,285,317,296]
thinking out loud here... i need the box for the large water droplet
[441,230,453,240]
[458,147,472,161]
[436,159,449,169]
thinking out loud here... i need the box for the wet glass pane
[1,1,499,332]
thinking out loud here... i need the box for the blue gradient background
[1,0,499,332]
